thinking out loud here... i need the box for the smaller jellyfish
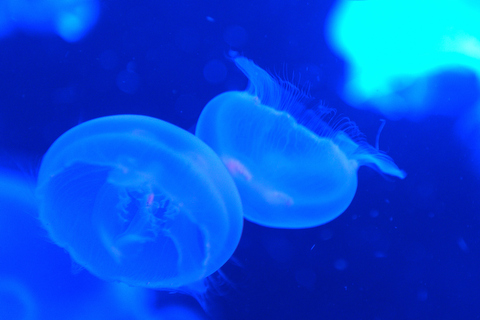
[195,57,405,229]
[36,115,243,293]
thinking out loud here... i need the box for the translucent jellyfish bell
[36,115,243,290]
[196,57,405,229]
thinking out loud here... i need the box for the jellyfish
[195,57,405,229]
[36,115,244,293]
[0,0,99,42]
[325,0,480,120]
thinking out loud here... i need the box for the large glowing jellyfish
[0,0,99,42]
[36,115,243,291]
[325,0,480,120]
[195,57,405,229]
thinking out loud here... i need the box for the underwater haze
[1,0,480,319]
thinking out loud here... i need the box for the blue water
[1,1,479,319]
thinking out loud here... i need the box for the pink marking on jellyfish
[222,157,252,181]
[263,190,294,207]
[146,193,154,207]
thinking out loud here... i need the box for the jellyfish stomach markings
[96,159,220,287]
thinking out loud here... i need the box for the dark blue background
[1,1,479,319]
